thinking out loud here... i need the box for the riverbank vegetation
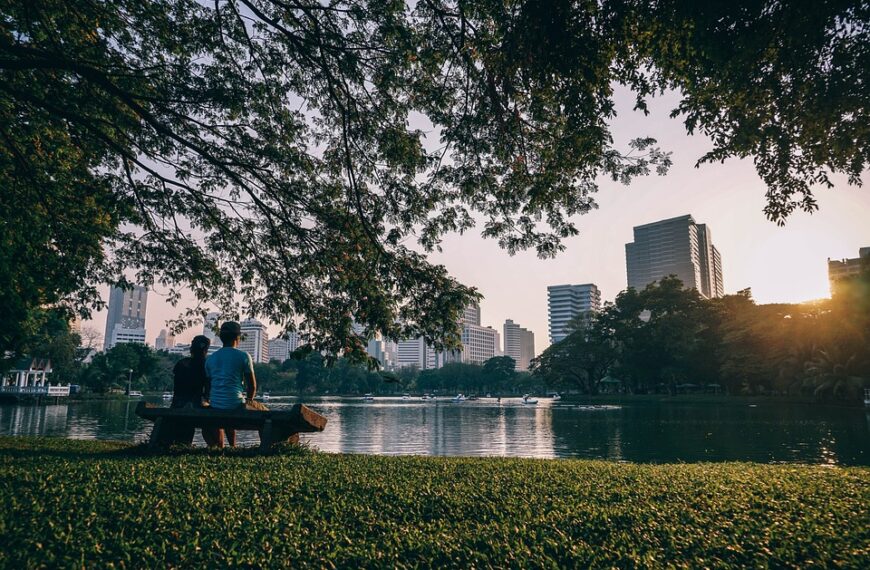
[10,266,870,404]
[0,437,867,568]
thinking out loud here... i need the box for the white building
[103,285,148,351]
[154,329,176,351]
[167,343,221,357]
[395,337,442,370]
[460,324,500,364]
[503,319,535,371]
[268,332,300,362]
[239,318,269,363]
[202,312,220,345]
[547,284,600,344]
[108,326,147,348]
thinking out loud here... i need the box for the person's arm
[203,372,211,403]
[244,354,256,401]
[172,361,183,397]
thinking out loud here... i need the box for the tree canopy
[2,1,866,359]
[532,272,870,403]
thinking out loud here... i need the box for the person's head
[190,335,211,359]
[219,321,242,347]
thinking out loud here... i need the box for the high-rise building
[625,214,724,299]
[154,329,176,351]
[445,302,500,364]
[460,325,500,364]
[828,247,870,296]
[395,337,442,370]
[103,285,148,350]
[268,332,300,362]
[239,318,269,363]
[461,303,481,326]
[547,284,600,344]
[202,312,220,345]
[503,319,535,371]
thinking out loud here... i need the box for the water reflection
[0,398,867,465]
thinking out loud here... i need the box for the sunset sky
[87,88,869,351]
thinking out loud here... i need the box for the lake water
[1,396,868,465]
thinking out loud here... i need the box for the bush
[0,437,867,568]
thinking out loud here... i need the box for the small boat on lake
[521,394,538,405]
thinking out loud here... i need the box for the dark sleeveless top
[171,356,208,408]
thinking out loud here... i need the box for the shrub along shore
[1,437,867,568]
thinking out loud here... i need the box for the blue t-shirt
[205,347,254,409]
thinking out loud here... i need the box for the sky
[84,88,869,353]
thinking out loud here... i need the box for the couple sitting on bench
[172,320,268,447]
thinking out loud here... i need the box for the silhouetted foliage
[3,1,865,361]
[533,274,870,404]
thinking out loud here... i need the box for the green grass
[0,437,867,568]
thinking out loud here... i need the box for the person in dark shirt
[169,335,221,446]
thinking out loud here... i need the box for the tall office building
[239,318,269,363]
[453,302,500,364]
[503,319,535,371]
[461,303,481,326]
[625,214,724,299]
[395,337,442,370]
[202,312,220,345]
[460,325,500,364]
[828,247,870,296]
[547,284,600,344]
[268,332,300,362]
[103,285,148,350]
[154,329,176,351]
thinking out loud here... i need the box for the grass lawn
[0,437,867,568]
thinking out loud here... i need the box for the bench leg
[148,418,165,449]
[259,419,273,452]
[270,424,300,448]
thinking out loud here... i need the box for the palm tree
[803,347,868,402]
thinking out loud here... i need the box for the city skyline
[80,90,868,353]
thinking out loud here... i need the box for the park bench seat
[136,401,327,451]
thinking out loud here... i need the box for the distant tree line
[533,266,870,404]
[14,260,868,403]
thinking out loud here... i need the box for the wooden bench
[135,401,327,451]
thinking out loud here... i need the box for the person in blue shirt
[205,320,264,447]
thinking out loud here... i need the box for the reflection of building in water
[606,423,624,461]
[0,404,69,437]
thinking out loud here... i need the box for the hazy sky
[86,88,869,352]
